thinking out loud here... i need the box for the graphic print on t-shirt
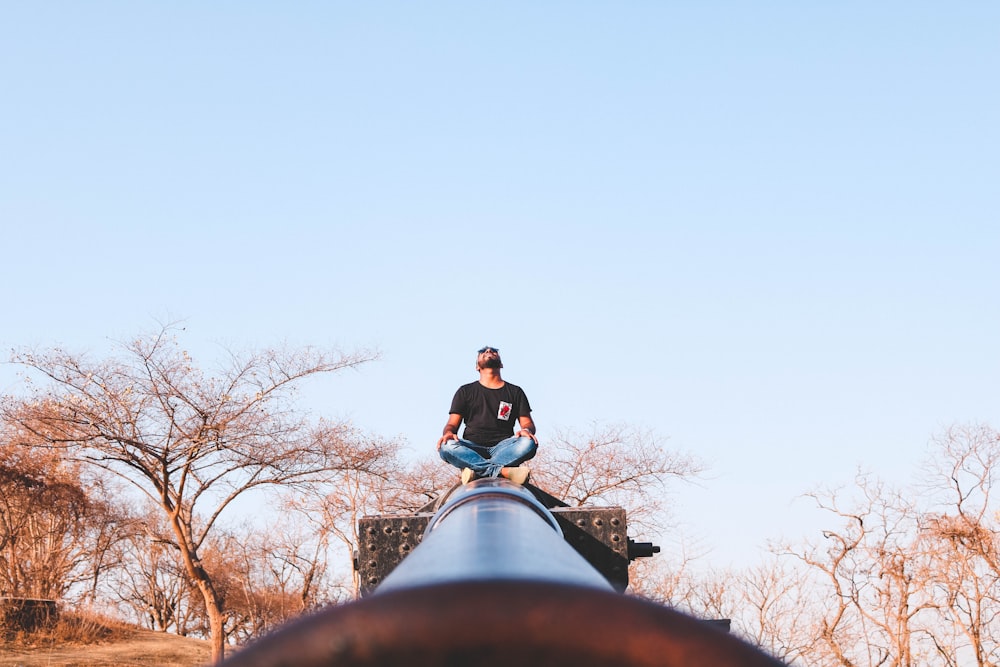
[497,401,512,420]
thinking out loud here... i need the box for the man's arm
[516,415,538,444]
[436,413,463,450]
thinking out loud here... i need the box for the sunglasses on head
[478,346,499,354]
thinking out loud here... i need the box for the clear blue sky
[2,2,998,569]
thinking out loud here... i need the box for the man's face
[477,347,502,370]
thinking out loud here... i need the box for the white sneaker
[505,466,530,485]
[461,468,475,485]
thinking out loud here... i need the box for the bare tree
[530,422,703,536]
[634,550,816,664]
[246,512,344,610]
[634,424,1000,667]
[3,325,386,662]
[197,529,324,645]
[918,424,1000,667]
[627,539,709,610]
[780,473,942,667]
[0,423,124,602]
[283,435,434,598]
[105,503,199,635]
[390,457,458,512]
[733,558,817,665]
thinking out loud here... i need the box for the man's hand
[516,428,539,444]
[437,433,458,450]
[516,415,539,444]
[438,414,463,450]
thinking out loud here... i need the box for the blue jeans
[439,436,537,479]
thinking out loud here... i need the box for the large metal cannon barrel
[222,478,788,667]
[375,479,615,593]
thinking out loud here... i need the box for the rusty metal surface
[221,581,788,667]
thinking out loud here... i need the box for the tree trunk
[203,586,226,664]
[183,562,226,663]
[169,511,227,662]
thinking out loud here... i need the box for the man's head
[476,345,503,371]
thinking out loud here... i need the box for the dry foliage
[532,422,703,536]
[2,607,130,646]
[0,611,209,667]
[3,325,384,662]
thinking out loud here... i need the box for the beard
[479,356,503,370]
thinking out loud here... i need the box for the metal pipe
[375,478,614,593]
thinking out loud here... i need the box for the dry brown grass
[0,610,211,667]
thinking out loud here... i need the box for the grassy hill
[1,612,211,667]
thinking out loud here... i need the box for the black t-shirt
[449,381,532,447]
